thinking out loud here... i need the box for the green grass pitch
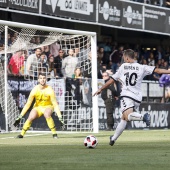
[0,130,170,170]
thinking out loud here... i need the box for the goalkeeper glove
[13,115,22,127]
[58,117,65,128]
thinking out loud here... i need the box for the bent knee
[122,113,129,121]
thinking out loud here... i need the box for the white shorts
[120,97,140,113]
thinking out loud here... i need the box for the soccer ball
[84,135,98,148]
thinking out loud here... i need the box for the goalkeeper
[14,72,64,139]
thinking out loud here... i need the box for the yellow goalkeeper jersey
[20,85,61,117]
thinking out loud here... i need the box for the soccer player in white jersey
[93,49,170,146]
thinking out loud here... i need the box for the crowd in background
[0,32,170,83]
[1,32,170,103]
[130,0,170,8]
[97,41,170,81]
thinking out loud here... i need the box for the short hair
[35,48,42,52]
[123,49,135,59]
[41,52,46,56]
[102,72,109,76]
[38,72,46,77]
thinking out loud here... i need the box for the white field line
[0,129,169,140]
[0,133,46,140]
[9,130,94,134]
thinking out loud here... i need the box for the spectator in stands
[50,41,60,57]
[162,61,169,70]
[41,46,50,57]
[102,51,111,69]
[44,45,50,57]
[54,50,65,77]
[148,52,155,66]
[47,55,56,78]
[159,58,166,69]
[74,46,80,58]
[8,33,12,46]
[110,45,124,73]
[39,52,48,72]
[0,43,4,51]
[134,51,138,63]
[152,64,161,81]
[72,67,83,79]
[80,43,89,61]
[35,36,40,45]
[154,45,163,63]
[164,46,170,64]
[165,0,170,7]
[62,49,78,78]
[0,33,4,45]
[13,32,18,39]
[67,68,83,110]
[100,38,112,54]
[30,37,36,44]
[141,58,148,65]
[81,51,92,78]
[26,48,42,77]
[101,71,119,131]
[10,35,16,45]
[97,47,104,64]
[54,49,65,78]
[8,50,25,76]
[142,48,150,61]
[156,59,162,68]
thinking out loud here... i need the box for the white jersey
[112,63,155,102]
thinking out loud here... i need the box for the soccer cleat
[109,135,115,146]
[143,113,151,126]
[53,134,58,139]
[16,134,23,138]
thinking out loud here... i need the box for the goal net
[0,21,98,133]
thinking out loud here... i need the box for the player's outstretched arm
[13,91,34,127]
[93,78,115,96]
[50,89,65,127]
[154,68,170,74]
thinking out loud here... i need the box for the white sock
[111,119,127,141]
[128,112,143,121]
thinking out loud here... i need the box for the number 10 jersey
[111,62,155,102]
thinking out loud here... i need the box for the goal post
[0,20,99,133]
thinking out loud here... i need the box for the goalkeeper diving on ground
[13,72,64,139]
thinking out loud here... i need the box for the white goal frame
[0,20,99,133]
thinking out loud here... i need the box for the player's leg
[17,109,39,138]
[110,98,151,145]
[43,108,57,138]
[126,101,150,126]
[110,107,142,146]
[109,116,127,146]
[109,97,130,145]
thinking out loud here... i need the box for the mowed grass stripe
[0,130,169,170]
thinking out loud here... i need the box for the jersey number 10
[124,72,137,86]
